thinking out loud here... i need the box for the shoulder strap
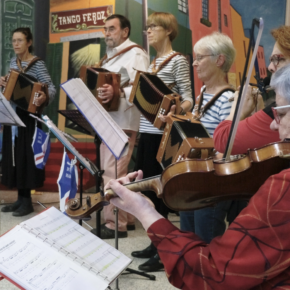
[194,86,235,120]
[97,45,145,67]
[151,52,183,75]
[16,57,42,73]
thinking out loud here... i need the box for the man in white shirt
[92,14,149,239]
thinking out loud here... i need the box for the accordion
[2,69,48,114]
[156,113,214,169]
[80,66,121,112]
[129,70,181,130]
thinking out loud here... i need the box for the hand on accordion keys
[34,90,47,107]
[97,84,114,103]
[158,104,176,123]
[0,76,7,89]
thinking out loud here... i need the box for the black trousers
[134,133,170,218]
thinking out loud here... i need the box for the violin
[65,140,290,219]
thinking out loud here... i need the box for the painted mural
[1,0,286,132]
[0,0,288,192]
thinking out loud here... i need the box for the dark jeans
[180,200,232,244]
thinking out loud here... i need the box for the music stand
[58,109,103,235]
[60,79,156,284]
[0,92,25,127]
[31,115,99,228]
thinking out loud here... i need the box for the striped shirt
[197,85,233,137]
[139,51,193,134]
[10,57,56,104]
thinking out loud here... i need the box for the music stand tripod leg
[79,164,84,226]
[95,135,103,238]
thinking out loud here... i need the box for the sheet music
[61,78,129,159]
[42,115,97,175]
[21,207,132,283]
[0,92,25,127]
[0,226,108,290]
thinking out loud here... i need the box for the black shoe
[91,224,128,239]
[1,196,23,212]
[127,224,135,231]
[12,198,34,217]
[131,243,157,258]
[138,254,164,272]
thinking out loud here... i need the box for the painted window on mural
[224,14,228,27]
[178,0,188,14]
[202,0,209,20]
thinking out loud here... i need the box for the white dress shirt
[101,38,149,131]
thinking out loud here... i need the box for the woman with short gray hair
[180,32,236,243]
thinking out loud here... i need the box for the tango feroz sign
[51,5,113,33]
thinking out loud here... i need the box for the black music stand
[58,109,104,235]
[58,109,156,284]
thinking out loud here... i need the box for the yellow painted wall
[231,7,256,87]
[50,0,115,43]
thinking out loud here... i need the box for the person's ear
[27,39,32,48]
[216,54,225,67]
[122,27,129,38]
[166,29,172,37]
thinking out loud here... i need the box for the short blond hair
[147,12,178,42]
[194,32,236,73]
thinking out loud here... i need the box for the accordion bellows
[3,69,48,114]
[80,66,121,112]
[129,71,181,129]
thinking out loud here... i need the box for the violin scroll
[65,192,109,219]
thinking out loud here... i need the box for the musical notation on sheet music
[21,207,131,282]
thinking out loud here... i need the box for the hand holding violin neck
[105,176,163,201]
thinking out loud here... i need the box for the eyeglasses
[271,104,290,124]
[193,54,216,62]
[144,24,160,31]
[103,27,116,34]
[269,54,285,67]
[12,39,25,44]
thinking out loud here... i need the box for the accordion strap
[97,45,145,67]
[151,52,182,75]
[16,57,42,73]
[194,86,235,120]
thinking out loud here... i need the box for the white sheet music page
[21,207,132,283]
[0,92,25,127]
[61,78,129,159]
[0,226,108,290]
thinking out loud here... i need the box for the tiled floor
[0,199,180,290]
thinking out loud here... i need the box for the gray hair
[270,64,290,104]
[194,32,236,73]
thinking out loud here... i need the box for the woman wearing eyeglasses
[0,27,55,217]
[130,12,193,272]
[214,25,290,155]
[178,32,237,244]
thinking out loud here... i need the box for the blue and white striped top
[197,85,233,137]
[10,56,56,104]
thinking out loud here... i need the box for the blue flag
[57,150,78,213]
[31,127,50,169]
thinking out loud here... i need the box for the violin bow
[223,18,264,161]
